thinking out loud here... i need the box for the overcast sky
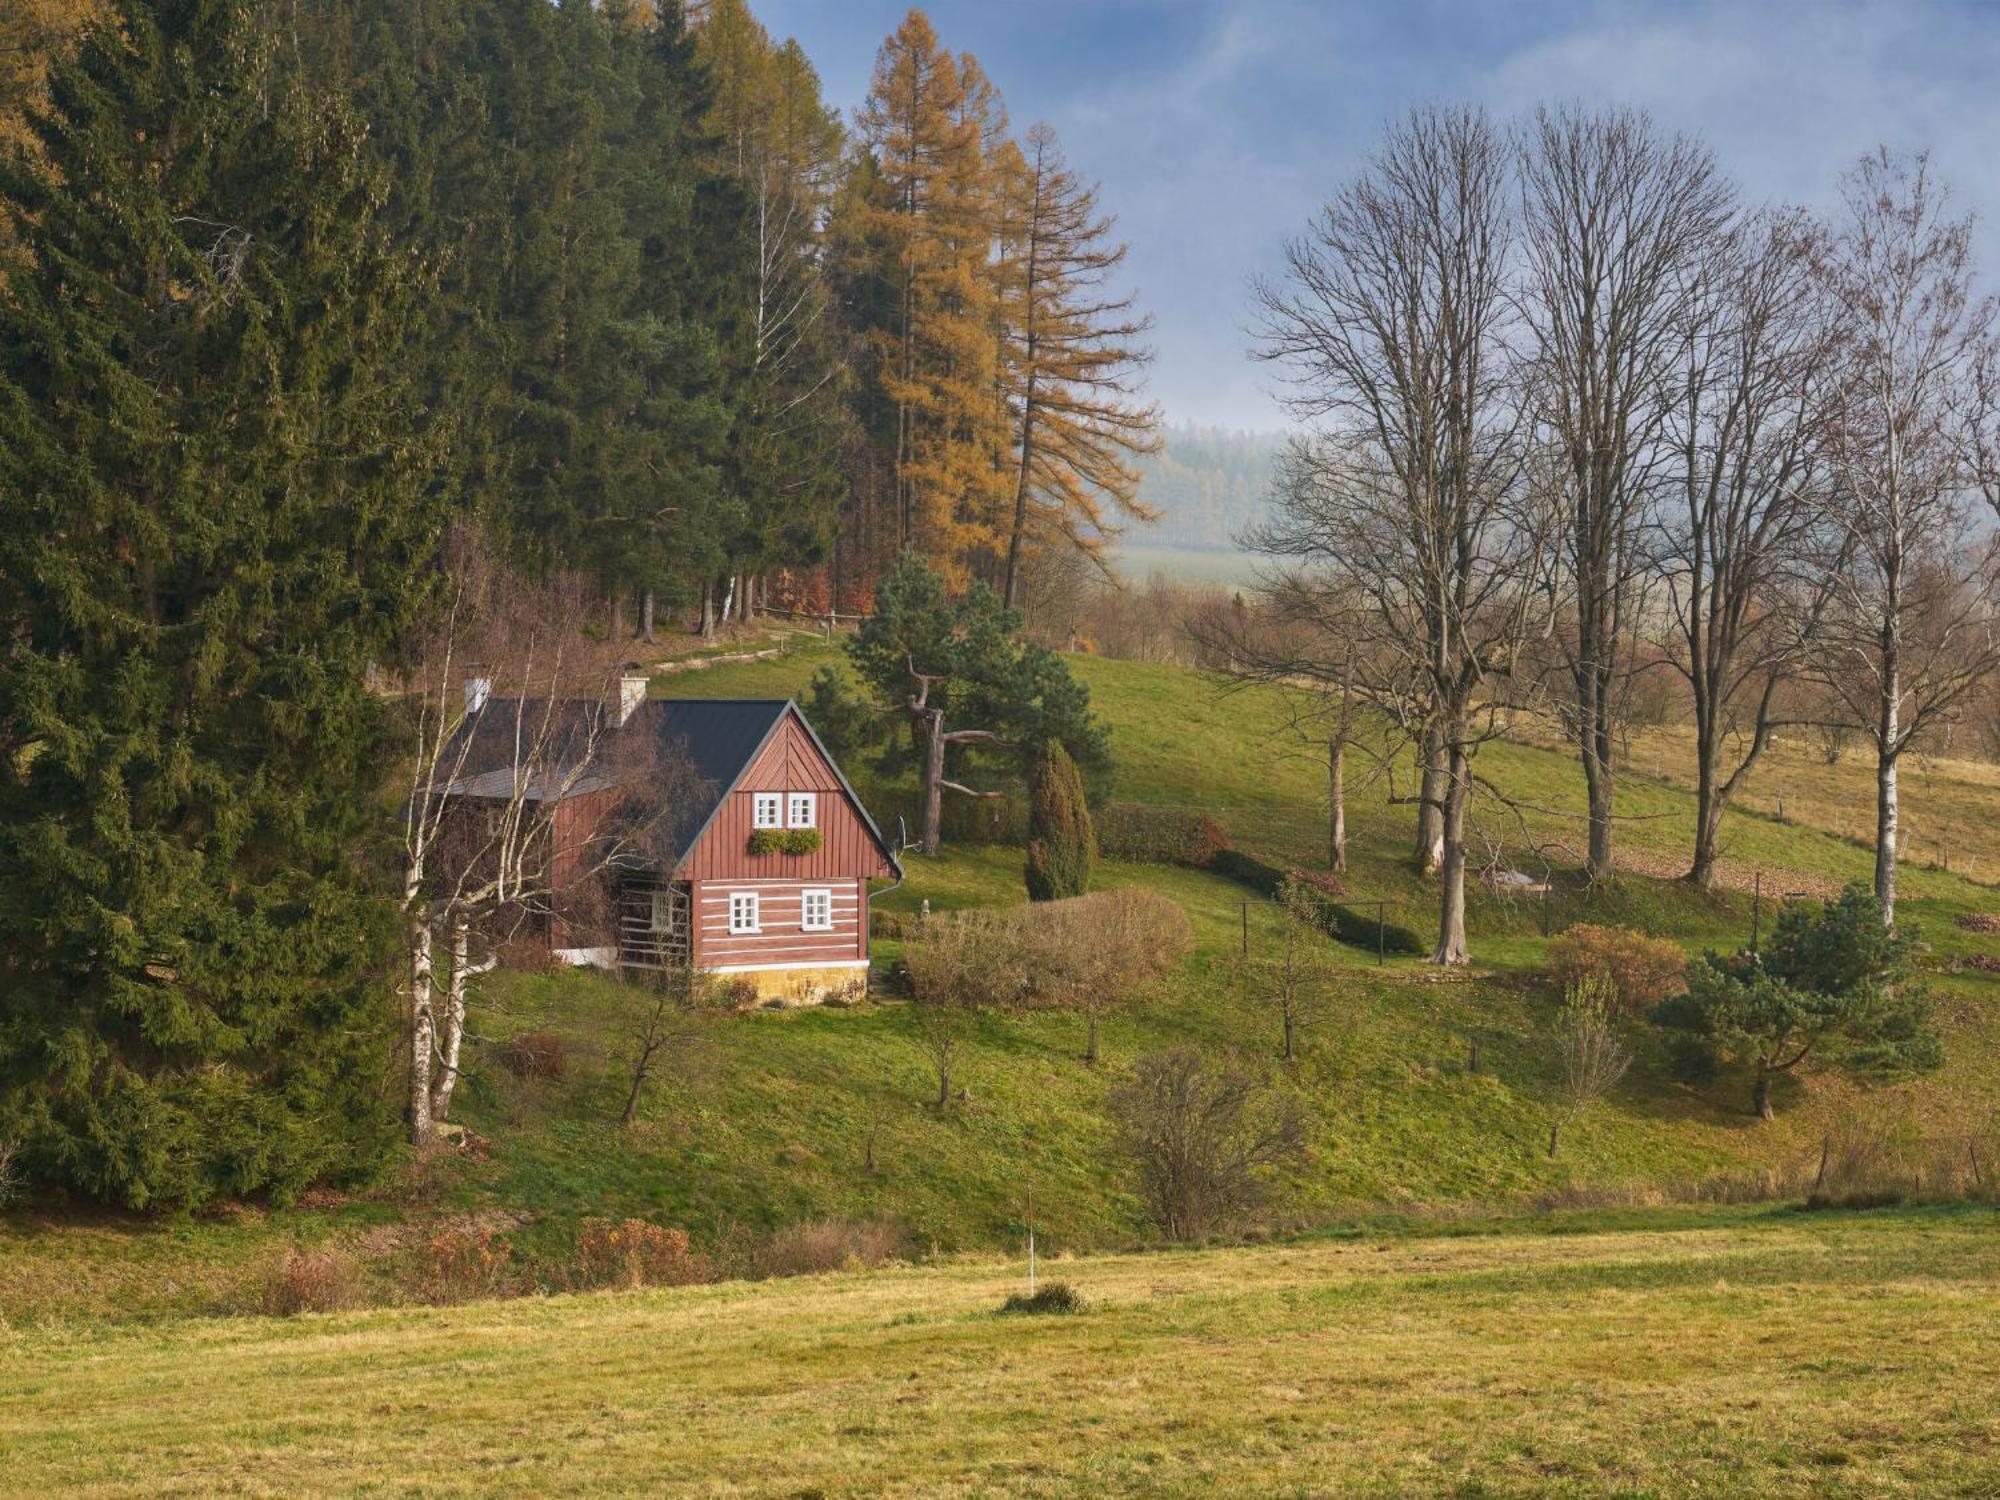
[753,0,2000,431]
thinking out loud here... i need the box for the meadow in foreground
[6,1207,1997,1497]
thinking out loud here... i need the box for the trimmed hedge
[1095,804,1230,867]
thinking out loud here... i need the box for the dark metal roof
[447,694,900,879]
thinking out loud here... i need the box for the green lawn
[5,636,2000,1329]
[8,1208,1999,1497]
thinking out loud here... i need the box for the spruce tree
[1024,741,1096,902]
[0,0,446,1207]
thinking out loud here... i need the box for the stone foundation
[720,963,870,1008]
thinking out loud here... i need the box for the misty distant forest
[1131,425,1283,552]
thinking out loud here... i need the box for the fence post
[1540,882,1551,938]
[1751,871,1763,952]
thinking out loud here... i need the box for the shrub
[782,828,823,856]
[412,1222,515,1305]
[0,1139,21,1210]
[871,910,917,941]
[494,936,557,974]
[756,1219,902,1277]
[999,1281,1084,1315]
[1652,883,1939,1119]
[1024,742,1097,902]
[1549,924,1687,1013]
[567,1218,709,1291]
[1108,1046,1310,1240]
[496,1031,568,1082]
[1095,804,1229,867]
[903,889,1191,1012]
[258,1244,359,1316]
[1956,912,2000,933]
[747,828,786,856]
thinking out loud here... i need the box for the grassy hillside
[6,633,2000,1326]
[11,1207,2000,1496]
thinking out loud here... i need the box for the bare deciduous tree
[1520,105,1735,881]
[1108,1046,1308,1240]
[1661,208,1840,887]
[1806,150,2000,924]
[400,532,695,1145]
[1251,105,1554,964]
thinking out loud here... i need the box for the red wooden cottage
[452,677,901,1005]
[611,695,901,1003]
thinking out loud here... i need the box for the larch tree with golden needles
[855,11,1009,578]
[995,121,1160,608]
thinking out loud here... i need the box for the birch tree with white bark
[400,540,695,1144]
[1806,149,2000,924]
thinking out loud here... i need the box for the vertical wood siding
[676,712,896,882]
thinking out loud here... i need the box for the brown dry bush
[903,889,1191,1011]
[566,1219,710,1291]
[755,1219,902,1278]
[496,1031,568,1082]
[1955,912,2000,933]
[1547,924,1687,1013]
[411,1222,516,1305]
[257,1244,360,1316]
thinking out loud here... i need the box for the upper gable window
[753,792,784,829]
[788,792,817,829]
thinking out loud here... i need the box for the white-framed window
[728,891,761,934]
[788,792,817,829]
[752,792,784,829]
[801,888,833,931]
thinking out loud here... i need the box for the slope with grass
[5,635,2000,1326]
[9,1208,2000,1497]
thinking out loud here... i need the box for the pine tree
[693,0,847,627]
[1024,741,1096,901]
[995,122,1160,607]
[0,0,448,1207]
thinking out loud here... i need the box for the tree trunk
[1415,729,1445,875]
[609,588,624,643]
[407,915,436,1145]
[1583,711,1616,880]
[1432,740,1471,965]
[430,917,470,1124]
[699,580,715,641]
[1751,1067,1774,1121]
[1282,1008,1295,1062]
[1329,736,1347,872]
[1548,1119,1560,1158]
[640,589,657,645]
[920,708,947,856]
[1875,647,1900,925]
[1689,755,1723,891]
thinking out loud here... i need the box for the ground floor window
[801,888,833,931]
[729,891,761,934]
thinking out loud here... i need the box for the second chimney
[617,664,648,726]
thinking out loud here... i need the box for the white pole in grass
[1027,1181,1037,1297]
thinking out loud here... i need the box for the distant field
[1107,542,1262,585]
[8,1208,1998,1497]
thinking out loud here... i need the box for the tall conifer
[0,0,446,1207]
